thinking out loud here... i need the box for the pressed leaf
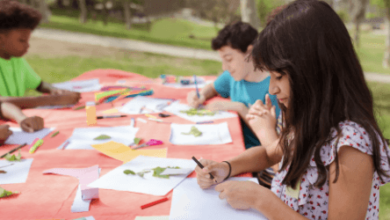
[93,134,111,140]
[134,137,142,145]
[181,126,202,137]
[123,169,135,175]
[0,187,17,198]
[0,170,6,174]
[180,109,216,116]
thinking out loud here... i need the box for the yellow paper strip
[91,141,167,163]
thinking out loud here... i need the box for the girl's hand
[215,180,263,210]
[195,159,230,189]
[246,94,277,131]
[20,116,44,133]
[0,124,12,145]
[187,91,206,109]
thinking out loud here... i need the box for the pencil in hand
[192,156,214,179]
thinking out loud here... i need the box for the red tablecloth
[0,69,247,220]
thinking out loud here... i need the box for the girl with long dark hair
[195,1,390,219]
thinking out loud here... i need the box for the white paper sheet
[163,79,213,89]
[5,127,54,145]
[135,217,169,220]
[64,126,139,150]
[119,96,174,115]
[164,102,237,123]
[160,168,194,176]
[88,156,196,196]
[71,184,92,213]
[53,78,101,93]
[170,123,232,145]
[0,159,33,184]
[169,177,267,220]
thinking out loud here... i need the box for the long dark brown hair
[252,0,390,188]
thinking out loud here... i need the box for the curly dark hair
[0,0,42,31]
[211,21,258,53]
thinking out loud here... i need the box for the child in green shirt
[0,0,80,109]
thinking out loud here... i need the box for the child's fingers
[265,94,272,110]
[271,106,276,118]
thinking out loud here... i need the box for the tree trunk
[354,19,361,48]
[383,9,390,68]
[240,0,260,29]
[123,0,132,29]
[78,0,88,23]
[38,0,50,23]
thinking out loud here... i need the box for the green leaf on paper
[0,187,18,198]
[180,109,216,116]
[181,126,202,137]
[5,149,22,162]
[151,166,181,179]
[93,134,111,140]
[124,169,135,175]
[134,137,142,145]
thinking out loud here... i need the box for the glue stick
[86,101,97,125]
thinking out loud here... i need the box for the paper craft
[170,123,232,145]
[135,216,169,220]
[120,96,174,115]
[0,159,33,184]
[91,141,167,163]
[64,126,139,150]
[0,186,18,198]
[53,78,101,93]
[5,127,54,145]
[43,165,100,213]
[169,178,267,220]
[88,156,196,196]
[164,102,236,123]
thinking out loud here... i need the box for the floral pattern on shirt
[271,121,390,219]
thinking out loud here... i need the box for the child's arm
[36,81,78,96]
[187,83,219,108]
[0,93,80,109]
[0,124,12,145]
[1,102,44,132]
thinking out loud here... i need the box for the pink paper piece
[146,139,163,146]
[43,165,99,200]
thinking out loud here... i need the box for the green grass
[356,32,390,75]
[40,9,218,50]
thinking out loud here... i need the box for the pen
[191,156,214,179]
[140,197,168,209]
[29,139,44,154]
[97,115,128,119]
[194,75,200,98]
[0,143,27,158]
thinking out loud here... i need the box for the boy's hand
[187,91,206,108]
[50,88,75,96]
[52,93,81,105]
[0,124,12,145]
[205,101,245,112]
[20,116,44,133]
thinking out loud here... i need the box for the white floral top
[271,120,390,219]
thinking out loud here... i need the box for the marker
[194,75,200,98]
[51,131,60,138]
[97,115,128,119]
[140,197,168,209]
[196,121,214,124]
[29,139,44,154]
[0,143,27,158]
[191,156,214,179]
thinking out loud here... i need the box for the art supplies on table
[191,156,214,179]
[132,139,163,150]
[91,141,167,163]
[53,78,101,93]
[88,156,196,196]
[170,123,232,145]
[0,143,27,158]
[96,115,127,119]
[62,126,139,150]
[29,139,44,154]
[43,165,100,213]
[95,86,154,104]
[5,127,54,145]
[0,159,33,184]
[141,197,169,209]
[51,131,60,138]
[86,102,97,126]
[169,178,267,220]
[164,102,236,123]
[160,75,212,89]
[119,96,174,115]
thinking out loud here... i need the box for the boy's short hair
[0,0,42,31]
[211,21,258,53]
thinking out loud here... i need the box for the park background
[13,0,390,218]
